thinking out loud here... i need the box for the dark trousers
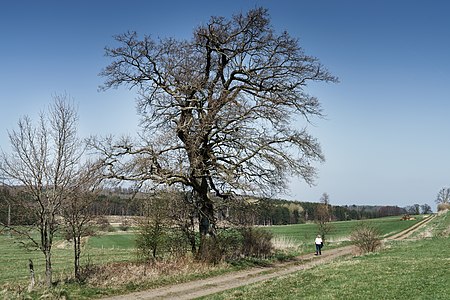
[315,244,322,254]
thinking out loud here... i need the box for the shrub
[240,227,273,258]
[217,229,244,260]
[135,219,166,261]
[62,225,95,241]
[136,218,191,262]
[197,227,273,263]
[164,229,191,258]
[198,236,223,264]
[197,229,243,264]
[437,203,450,212]
[350,222,382,254]
[119,219,131,231]
[96,216,115,232]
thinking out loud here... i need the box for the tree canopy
[94,7,337,239]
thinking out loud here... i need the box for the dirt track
[102,215,435,300]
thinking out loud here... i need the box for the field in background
[0,215,424,286]
[203,211,450,300]
[264,215,423,253]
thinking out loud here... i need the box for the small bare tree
[436,187,450,205]
[92,8,336,257]
[436,187,450,211]
[315,192,333,240]
[0,94,83,287]
[351,222,382,254]
[61,161,103,281]
[136,191,171,261]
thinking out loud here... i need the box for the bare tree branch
[94,7,337,250]
[0,94,92,286]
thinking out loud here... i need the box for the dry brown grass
[85,256,224,287]
[271,236,298,251]
[437,204,450,212]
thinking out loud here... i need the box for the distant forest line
[1,186,413,226]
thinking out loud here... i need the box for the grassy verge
[202,212,450,300]
[0,215,429,299]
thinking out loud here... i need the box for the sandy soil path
[102,215,434,300]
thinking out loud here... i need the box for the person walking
[315,235,323,255]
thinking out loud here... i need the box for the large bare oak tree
[94,8,336,250]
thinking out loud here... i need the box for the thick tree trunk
[197,192,216,259]
[199,201,215,236]
[196,176,216,235]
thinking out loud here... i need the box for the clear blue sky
[1,0,449,209]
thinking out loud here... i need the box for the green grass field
[263,215,423,255]
[88,232,136,249]
[265,215,422,241]
[0,231,137,286]
[0,215,423,287]
[203,212,450,300]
